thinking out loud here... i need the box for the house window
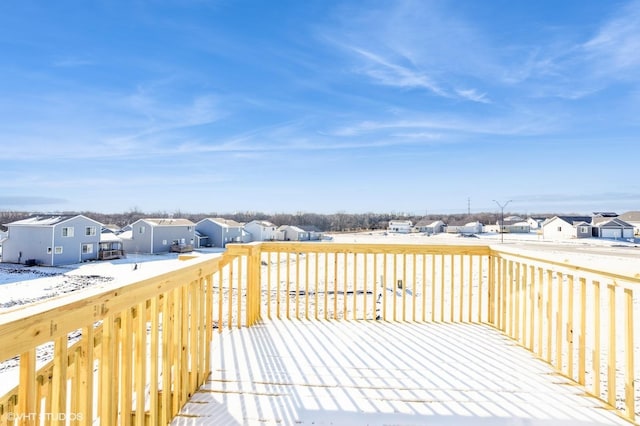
[54,246,63,254]
[162,239,168,245]
[85,226,96,236]
[139,226,145,234]
[557,227,562,232]
[82,243,93,254]
[580,226,589,233]
[62,227,74,237]
[188,226,192,231]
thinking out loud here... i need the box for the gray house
[591,216,634,239]
[298,225,324,240]
[414,219,445,235]
[2,215,102,266]
[541,216,593,240]
[278,225,309,241]
[195,218,249,248]
[120,218,195,254]
[616,211,640,236]
[245,220,279,241]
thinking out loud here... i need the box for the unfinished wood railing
[229,242,639,423]
[0,242,638,424]
[490,246,639,423]
[0,250,260,426]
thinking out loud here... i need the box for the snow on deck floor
[172,320,628,426]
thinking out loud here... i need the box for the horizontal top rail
[228,241,492,256]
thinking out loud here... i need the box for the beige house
[617,211,640,236]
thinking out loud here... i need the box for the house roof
[593,212,618,217]
[100,232,121,243]
[248,220,276,227]
[280,225,305,232]
[298,225,322,232]
[201,217,242,227]
[554,216,593,225]
[593,218,633,228]
[6,214,99,227]
[618,211,640,222]
[142,218,195,227]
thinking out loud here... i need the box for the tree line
[0,209,558,233]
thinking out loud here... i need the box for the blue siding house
[1,215,102,266]
[195,218,249,248]
[120,218,196,254]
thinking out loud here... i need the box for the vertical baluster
[624,288,635,422]
[546,269,553,363]
[18,349,35,426]
[422,253,427,323]
[578,277,586,386]
[537,267,544,358]
[353,253,358,320]
[120,308,133,423]
[449,254,455,322]
[149,297,160,426]
[607,284,617,408]
[592,280,601,398]
[528,265,535,352]
[136,301,148,426]
[468,255,473,323]
[567,275,574,379]
[431,254,436,322]
[440,254,445,323]
[555,272,564,371]
[306,251,310,320]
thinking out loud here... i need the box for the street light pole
[493,199,512,243]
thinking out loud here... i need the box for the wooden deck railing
[0,242,637,424]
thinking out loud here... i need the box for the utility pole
[493,199,512,243]
[467,197,471,215]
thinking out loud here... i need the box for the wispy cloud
[455,88,490,104]
[329,112,557,138]
[319,1,494,103]
[52,57,94,67]
[344,45,448,97]
[0,196,68,206]
[582,0,640,77]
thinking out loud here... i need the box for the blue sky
[1,0,639,215]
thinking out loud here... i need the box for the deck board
[172,320,628,425]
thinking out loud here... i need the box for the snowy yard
[0,232,639,423]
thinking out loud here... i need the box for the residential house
[298,225,324,240]
[245,220,279,241]
[120,218,195,254]
[617,211,640,236]
[278,225,309,241]
[195,218,250,248]
[2,215,102,266]
[388,220,413,234]
[527,217,547,230]
[414,219,445,235]
[446,221,483,235]
[541,216,592,240]
[591,216,634,239]
[494,216,530,233]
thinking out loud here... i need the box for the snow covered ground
[0,232,638,421]
[0,231,636,312]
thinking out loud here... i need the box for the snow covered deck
[172,320,628,425]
